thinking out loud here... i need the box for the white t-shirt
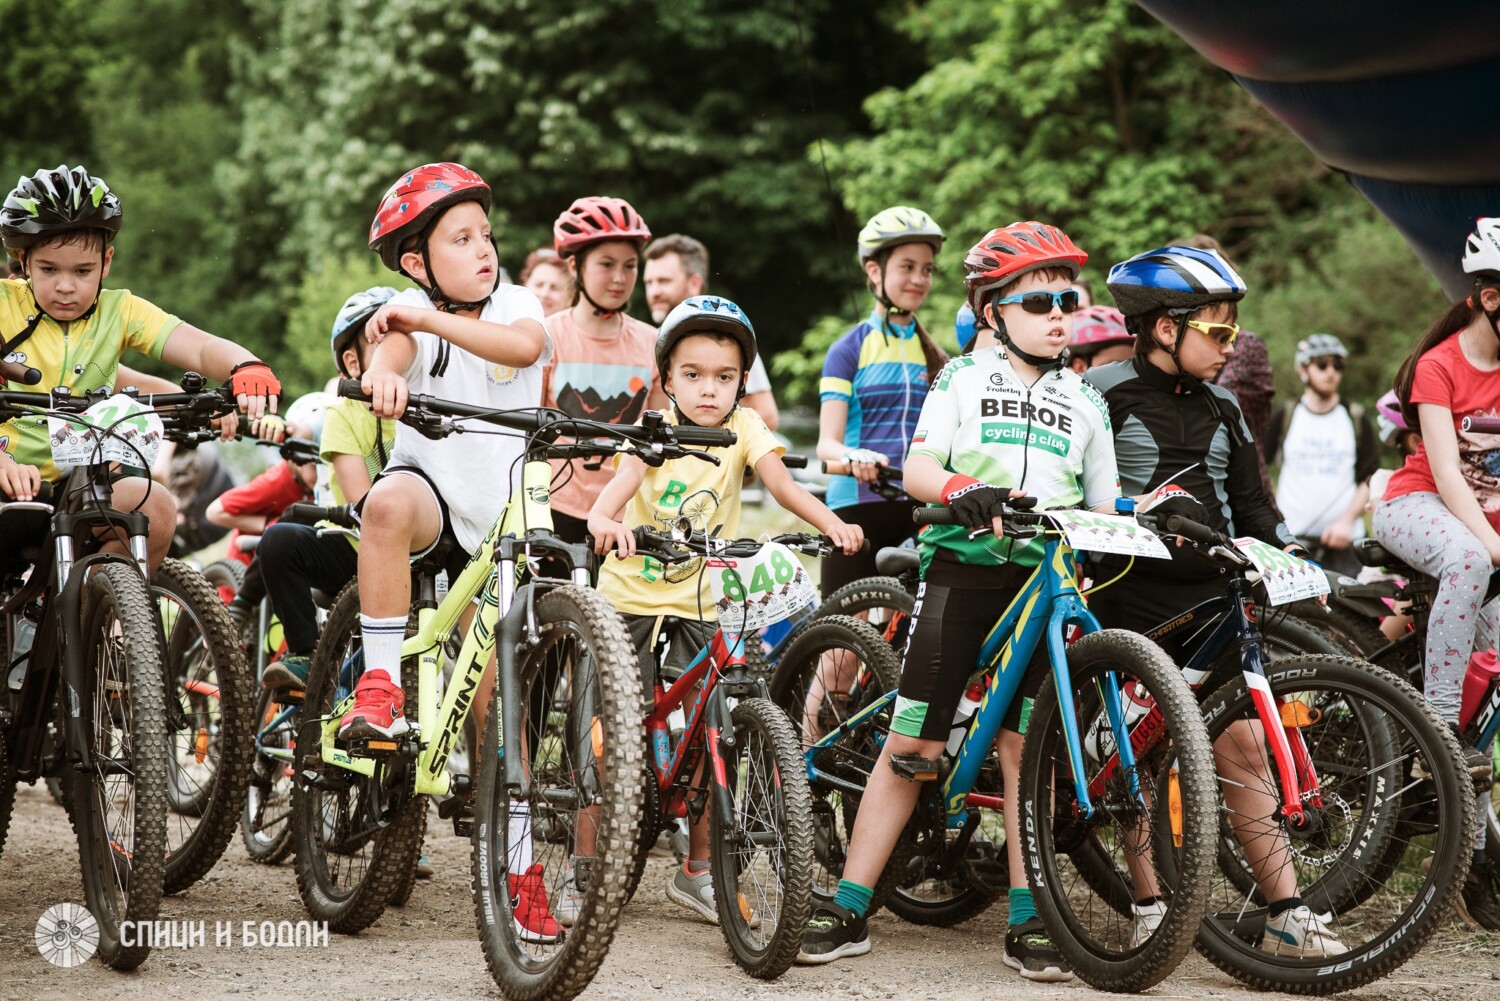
[744,355,772,395]
[1275,403,1362,540]
[387,285,551,552]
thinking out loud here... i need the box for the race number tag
[47,395,164,468]
[709,541,817,632]
[1232,538,1330,605]
[1044,510,1171,559]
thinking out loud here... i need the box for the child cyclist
[588,295,863,925]
[797,223,1118,982]
[1083,245,1346,957]
[1374,218,1500,925]
[0,165,281,565]
[258,287,400,692]
[543,196,667,544]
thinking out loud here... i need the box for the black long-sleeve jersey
[1084,356,1295,552]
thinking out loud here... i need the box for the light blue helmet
[955,303,978,352]
[1106,246,1246,318]
[655,295,757,376]
[331,286,399,375]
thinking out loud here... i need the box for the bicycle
[292,384,732,1001]
[0,377,234,968]
[780,500,1219,992]
[623,524,823,979]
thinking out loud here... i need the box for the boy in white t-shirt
[342,162,551,742]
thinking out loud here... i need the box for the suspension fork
[703,685,737,833]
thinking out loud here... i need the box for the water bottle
[1083,680,1156,761]
[946,682,985,757]
[1460,648,1500,740]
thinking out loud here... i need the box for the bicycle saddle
[1353,538,1413,575]
[874,547,920,577]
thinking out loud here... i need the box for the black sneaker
[1459,857,1500,931]
[795,903,870,965]
[1003,918,1074,983]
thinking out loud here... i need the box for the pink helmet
[1376,390,1407,431]
[1068,305,1132,355]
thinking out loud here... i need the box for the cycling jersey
[1084,356,1294,549]
[820,311,929,508]
[0,281,178,480]
[909,347,1118,572]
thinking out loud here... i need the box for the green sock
[833,879,874,918]
[1008,887,1038,926]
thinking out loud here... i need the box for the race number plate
[708,541,818,632]
[48,394,164,468]
[1044,510,1171,559]
[1232,537,1330,605]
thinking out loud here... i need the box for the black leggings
[820,500,918,596]
[259,522,360,656]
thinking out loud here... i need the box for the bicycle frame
[317,459,588,798]
[806,533,1135,826]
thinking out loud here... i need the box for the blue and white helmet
[1106,246,1247,318]
[330,286,399,374]
[285,391,334,447]
[655,295,757,375]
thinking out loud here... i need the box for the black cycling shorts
[892,576,1049,741]
[820,500,918,596]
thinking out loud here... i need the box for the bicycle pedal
[345,735,410,759]
[452,816,474,838]
[889,753,943,783]
[273,688,305,706]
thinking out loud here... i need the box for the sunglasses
[1310,357,1345,372]
[1184,319,1240,348]
[990,289,1081,315]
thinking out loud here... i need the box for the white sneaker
[1130,899,1168,948]
[1261,906,1347,958]
[554,857,592,928]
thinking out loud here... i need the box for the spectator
[1066,305,1133,374]
[1070,275,1093,307]
[644,234,779,429]
[519,248,572,316]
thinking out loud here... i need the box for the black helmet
[2,165,123,252]
[655,295,757,377]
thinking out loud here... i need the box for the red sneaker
[507,863,562,943]
[337,676,409,740]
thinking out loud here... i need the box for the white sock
[508,802,533,872]
[359,614,407,687]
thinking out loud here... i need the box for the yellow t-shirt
[319,397,397,506]
[597,407,783,618]
[0,281,178,480]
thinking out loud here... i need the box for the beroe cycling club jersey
[908,347,1119,570]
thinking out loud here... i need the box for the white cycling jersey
[908,346,1120,569]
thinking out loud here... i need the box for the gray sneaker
[555,856,593,928]
[666,864,720,924]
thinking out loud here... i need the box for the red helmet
[553,196,651,257]
[368,163,491,273]
[964,222,1087,308]
[1069,305,1133,354]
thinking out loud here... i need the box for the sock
[1134,895,1162,909]
[1267,895,1304,918]
[833,879,873,918]
[685,858,710,876]
[1008,887,1037,926]
[359,614,407,686]
[507,801,533,872]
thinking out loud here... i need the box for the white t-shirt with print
[387,285,551,552]
[1275,403,1363,540]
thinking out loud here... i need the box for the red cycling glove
[229,360,282,402]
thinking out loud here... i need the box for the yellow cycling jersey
[0,279,179,480]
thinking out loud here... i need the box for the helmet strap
[986,306,1065,373]
[411,230,496,315]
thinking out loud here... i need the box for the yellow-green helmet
[857,206,944,262]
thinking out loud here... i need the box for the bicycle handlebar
[337,379,737,449]
[0,359,42,386]
[1462,415,1500,435]
[911,495,1040,527]
[627,525,849,563]
[282,503,357,528]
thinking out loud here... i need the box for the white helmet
[285,391,334,446]
[1462,218,1500,278]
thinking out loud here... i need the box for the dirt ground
[2,781,1499,1001]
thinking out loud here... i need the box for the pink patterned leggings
[1373,491,1499,725]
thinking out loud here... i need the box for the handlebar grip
[782,454,808,470]
[1462,415,1500,435]
[283,503,356,528]
[913,507,955,526]
[1165,514,1219,545]
[338,379,369,401]
[666,424,737,447]
[0,359,42,385]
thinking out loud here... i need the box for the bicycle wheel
[707,697,814,978]
[70,562,170,970]
[202,557,246,605]
[387,807,426,907]
[1019,629,1217,993]
[241,684,296,864]
[767,615,907,914]
[814,576,914,651]
[1193,656,1472,993]
[0,721,15,859]
[472,585,643,1001]
[291,580,424,933]
[154,558,255,894]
